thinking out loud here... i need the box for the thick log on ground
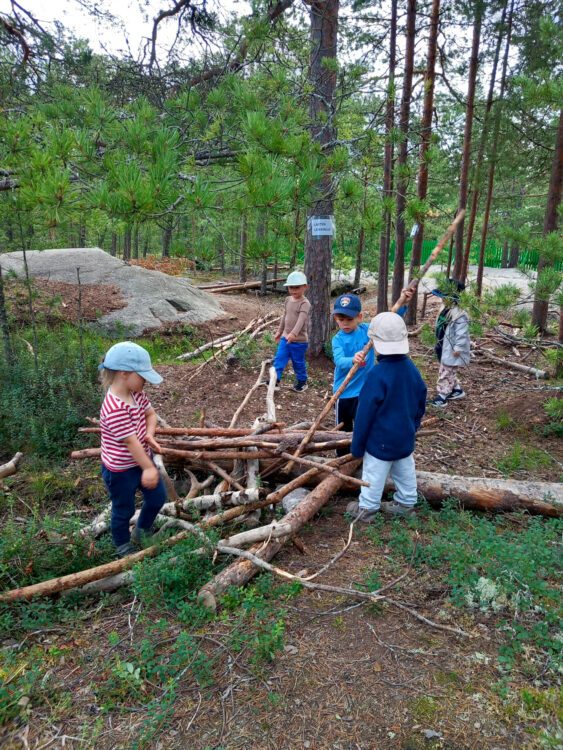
[198,459,361,610]
[0,452,23,479]
[385,471,563,517]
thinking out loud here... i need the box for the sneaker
[115,541,139,558]
[380,501,416,518]
[293,381,308,393]
[428,394,447,407]
[345,500,380,523]
[446,388,465,400]
[131,525,155,548]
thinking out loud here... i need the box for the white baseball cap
[284,270,307,286]
[368,313,409,355]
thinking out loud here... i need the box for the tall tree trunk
[143,234,149,258]
[78,220,87,247]
[162,226,172,258]
[377,0,397,313]
[501,240,509,268]
[509,242,519,267]
[460,0,509,283]
[406,0,440,325]
[304,0,339,357]
[452,11,482,280]
[111,232,117,257]
[532,109,563,331]
[123,228,132,261]
[239,214,247,283]
[354,172,368,288]
[133,227,139,260]
[476,2,513,295]
[391,0,416,304]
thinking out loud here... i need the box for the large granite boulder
[0,247,223,337]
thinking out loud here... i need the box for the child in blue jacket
[332,294,375,454]
[347,312,427,520]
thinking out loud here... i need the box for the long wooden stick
[229,359,270,428]
[476,348,550,379]
[282,210,466,473]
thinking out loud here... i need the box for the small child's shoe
[381,501,416,518]
[428,394,447,407]
[115,541,138,558]
[131,525,155,548]
[345,500,380,523]
[446,388,465,400]
[293,381,308,393]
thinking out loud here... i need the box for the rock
[281,487,310,513]
[0,248,223,337]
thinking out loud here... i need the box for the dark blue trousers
[273,337,308,382]
[102,463,167,547]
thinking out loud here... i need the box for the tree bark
[110,232,117,257]
[452,12,482,279]
[123,228,132,261]
[476,0,514,295]
[162,225,172,258]
[460,0,509,283]
[304,0,339,357]
[406,0,440,325]
[377,0,397,313]
[354,171,368,288]
[532,108,563,331]
[239,214,247,283]
[391,0,416,304]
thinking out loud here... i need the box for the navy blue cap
[333,293,362,317]
[431,278,465,301]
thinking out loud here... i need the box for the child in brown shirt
[273,271,311,392]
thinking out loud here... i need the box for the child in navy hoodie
[347,312,427,520]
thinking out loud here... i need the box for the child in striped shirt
[99,341,167,557]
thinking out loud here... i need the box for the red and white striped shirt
[100,390,151,471]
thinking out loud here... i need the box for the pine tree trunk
[162,226,172,258]
[133,227,139,260]
[452,12,482,280]
[501,241,509,268]
[239,214,247,283]
[509,242,519,267]
[354,172,368,288]
[111,232,117,257]
[304,0,339,357]
[123,228,132,261]
[377,0,397,313]
[532,109,563,331]
[406,0,439,325]
[391,0,416,305]
[476,3,514,296]
[460,0,508,283]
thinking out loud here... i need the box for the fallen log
[197,277,286,292]
[0,452,23,479]
[198,459,361,610]
[475,348,550,379]
[392,470,563,517]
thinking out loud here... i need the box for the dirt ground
[2,278,562,749]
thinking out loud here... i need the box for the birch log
[0,452,23,479]
[198,459,361,610]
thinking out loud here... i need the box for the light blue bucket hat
[98,341,163,384]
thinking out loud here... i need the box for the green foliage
[0,325,103,460]
[542,397,563,437]
[494,441,551,476]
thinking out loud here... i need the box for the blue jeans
[358,451,418,511]
[102,463,167,547]
[273,337,308,382]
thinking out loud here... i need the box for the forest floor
[1,279,561,750]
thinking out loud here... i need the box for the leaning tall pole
[282,210,465,473]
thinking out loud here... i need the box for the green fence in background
[387,240,562,272]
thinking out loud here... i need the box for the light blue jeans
[358,451,418,511]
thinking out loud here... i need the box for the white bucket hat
[284,270,307,286]
[368,312,409,355]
